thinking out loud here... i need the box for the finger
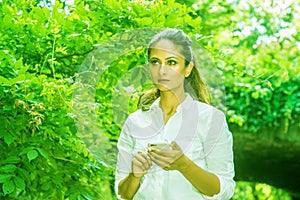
[149,149,175,163]
[140,152,152,165]
[136,152,152,169]
[141,153,152,169]
[149,147,171,156]
[135,152,147,162]
[143,153,152,167]
[132,158,147,171]
[148,150,165,160]
[146,158,152,169]
[171,141,181,150]
[148,152,170,167]
[140,152,151,161]
[149,154,170,169]
[134,153,149,170]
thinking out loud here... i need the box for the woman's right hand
[132,151,152,178]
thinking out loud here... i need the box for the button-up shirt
[115,94,235,199]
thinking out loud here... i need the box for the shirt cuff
[193,174,235,200]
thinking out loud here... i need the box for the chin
[155,85,179,92]
[154,83,170,91]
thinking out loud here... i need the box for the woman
[115,28,235,199]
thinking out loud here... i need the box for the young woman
[115,28,235,199]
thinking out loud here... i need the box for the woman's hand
[132,151,152,178]
[148,141,189,171]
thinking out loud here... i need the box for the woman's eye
[167,60,177,66]
[150,60,160,65]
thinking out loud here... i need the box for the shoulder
[192,101,228,134]
[124,108,154,128]
[126,109,145,121]
[193,100,225,119]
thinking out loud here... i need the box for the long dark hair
[138,28,211,111]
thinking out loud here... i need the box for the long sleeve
[114,120,135,198]
[200,109,235,199]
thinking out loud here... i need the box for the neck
[159,87,186,113]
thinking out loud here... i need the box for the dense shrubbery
[0,0,299,199]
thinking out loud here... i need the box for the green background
[0,0,299,199]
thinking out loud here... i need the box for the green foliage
[0,0,299,199]
[232,182,292,200]
[209,0,300,134]
[0,65,111,198]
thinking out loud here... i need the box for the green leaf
[41,181,52,191]
[134,17,153,25]
[0,165,17,173]
[14,176,25,191]
[18,64,29,75]
[3,180,15,195]
[37,148,49,159]
[3,131,13,145]
[14,58,23,70]
[0,76,9,85]
[27,150,38,162]
[10,74,26,85]
[0,174,13,183]
[5,156,21,164]
[19,147,34,156]
[3,105,12,111]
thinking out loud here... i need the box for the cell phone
[148,142,172,150]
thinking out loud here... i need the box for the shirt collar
[149,93,194,112]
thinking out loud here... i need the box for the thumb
[171,141,181,150]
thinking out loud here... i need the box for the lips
[158,79,170,82]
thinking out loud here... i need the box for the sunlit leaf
[2,180,15,195]
[27,150,39,162]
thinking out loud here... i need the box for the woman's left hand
[148,141,188,171]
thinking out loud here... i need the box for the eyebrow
[150,56,179,60]
[166,56,179,60]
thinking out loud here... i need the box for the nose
[159,63,167,75]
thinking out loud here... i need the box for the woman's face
[148,39,192,92]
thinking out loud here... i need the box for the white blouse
[115,94,235,199]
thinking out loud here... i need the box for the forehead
[150,39,183,58]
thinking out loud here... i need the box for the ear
[185,62,194,77]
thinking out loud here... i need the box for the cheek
[149,68,158,82]
[169,68,185,78]
[149,68,157,76]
